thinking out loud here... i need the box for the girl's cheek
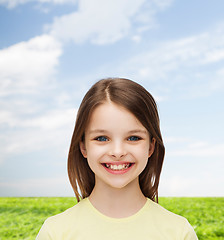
[89,144,108,154]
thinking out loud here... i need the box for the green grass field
[0,197,223,239]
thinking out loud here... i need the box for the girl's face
[80,101,155,191]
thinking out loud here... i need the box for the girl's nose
[109,141,127,159]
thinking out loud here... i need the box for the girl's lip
[101,162,135,175]
[101,162,134,165]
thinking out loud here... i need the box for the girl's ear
[79,141,87,158]
[148,137,156,158]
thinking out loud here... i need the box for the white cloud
[119,25,224,79]
[106,24,224,100]
[0,0,29,8]
[0,108,76,129]
[26,108,76,130]
[132,35,142,43]
[160,175,195,196]
[1,0,174,45]
[47,0,173,45]
[0,108,77,158]
[0,0,77,8]
[151,0,174,10]
[164,136,191,143]
[209,67,224,91]
[48,0,145,44]
[168,142,224,158]
[160,174,224,197]
[39,0,76,3]
[0,177,74,196]
[0,34,62,96]
[0,34,67,163]
[164,137,224,158]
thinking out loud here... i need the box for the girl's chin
[96,177,139,191]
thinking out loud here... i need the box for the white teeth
[104,163,131,170]
[117,165,122,170]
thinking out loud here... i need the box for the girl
[36,78,198,240]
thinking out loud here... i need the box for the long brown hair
[68,78,165,202]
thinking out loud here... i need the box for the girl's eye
[95,136,108,142]
[128,136,141,141]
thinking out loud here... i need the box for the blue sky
[0,0,223,197]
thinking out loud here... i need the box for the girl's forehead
[86,102,147,132]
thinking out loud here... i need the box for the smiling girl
[36,78,198,239]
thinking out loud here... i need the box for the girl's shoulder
[147,198,187,222]
[145,199,197,239]
[36,199,88,240]
[45,198,88,225]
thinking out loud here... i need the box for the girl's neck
[88,179,147,218]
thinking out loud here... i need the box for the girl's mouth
[101,163,134,174]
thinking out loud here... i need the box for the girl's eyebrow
[128,130,148,135]
[88,129,108,134]
[88,129,148,134]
